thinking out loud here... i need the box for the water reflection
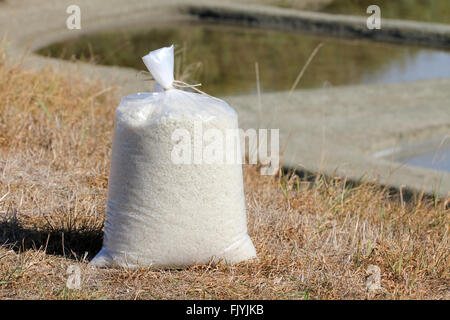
[37,23,450,96]
[398,148,450,172]
[362,50,450,84]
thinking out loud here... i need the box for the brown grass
[0,53,448,300]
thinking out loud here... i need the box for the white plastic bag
[91,45,257,268]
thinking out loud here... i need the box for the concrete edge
[4,1,450,199]
[182,2,450,48]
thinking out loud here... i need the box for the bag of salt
[91,45,257,268]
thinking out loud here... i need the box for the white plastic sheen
[90,46,257,268]
[142,45,174,89]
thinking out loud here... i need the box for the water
[37,23,450,96]
[361,50,450,84]
[37,22,450,172]
[399,148,450,173]
[320,0,450,25]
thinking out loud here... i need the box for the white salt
[90,46,257,268]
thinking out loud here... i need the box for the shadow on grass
[0,213,103,261]
[281,166,447,206]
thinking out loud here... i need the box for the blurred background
[37,0,450,96]
[33,0,450,177]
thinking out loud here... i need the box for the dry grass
[242,0,333,11]
[0,53,449,300]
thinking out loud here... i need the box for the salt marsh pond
[37,23,450,96]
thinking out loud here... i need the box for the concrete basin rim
[6,1,449,198]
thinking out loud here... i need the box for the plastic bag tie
[138,72,221,101]
[141,45,223,101]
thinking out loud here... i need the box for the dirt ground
[0,58,448,299]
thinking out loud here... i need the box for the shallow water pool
[398,147,450,173]
[37,23,450,96]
